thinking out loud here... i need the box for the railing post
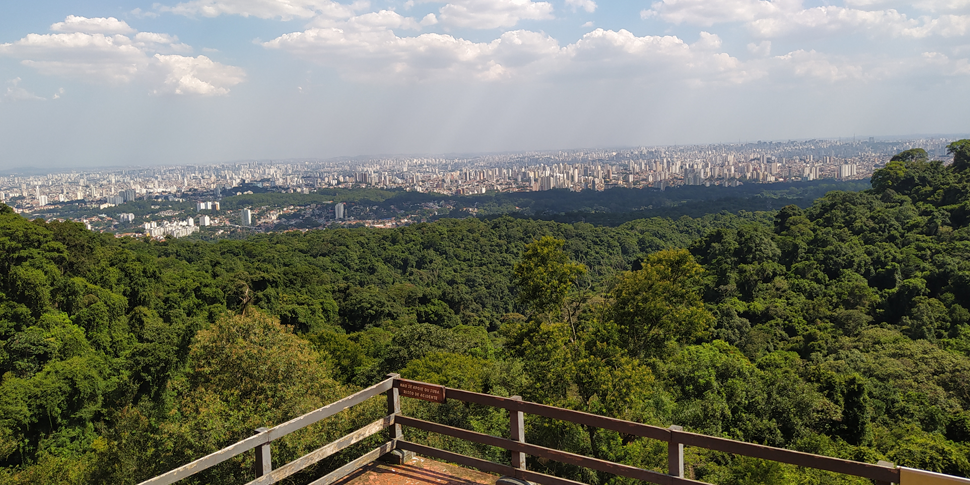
[254,427,271,478]
[874,460,895,485]
[510,396,526,471]
[668,425,684,478]
[383,373,413,464]
[386,374,403,441]
[497,396,530,485]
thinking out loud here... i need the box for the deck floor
[333,457,499,485]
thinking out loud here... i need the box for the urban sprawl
[0,137,956,238]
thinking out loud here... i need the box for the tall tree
[606,249,713,359]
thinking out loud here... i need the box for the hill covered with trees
[1,142,969,484]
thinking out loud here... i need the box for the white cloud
[491,29,561,69]
[562,29,754,84]
[1,32,148,83]
[264,23,759,85]
[900,14,970,37]
[436,0,554,29]
[915,0,970,11]
[581,20,594,27]
[747,6,916,38]
[768,49,868,82]
[263,17,970,88]
[151,54,246,95]
[747,40,771,56]
[263,28,505,81]
[158,0,362,20]
[645,0,967,40]
[3,78,46,102]
[308,9,423,30]
[757,48,970,83]
[844,0,970,12]
[50,15,136,35]
[565,0,596,13]
[921,52,970,74]
[644,0,790,27]
[692,31,723,50]
[0,23,244,95]
[130,8,161,18]
[747,8,970,39]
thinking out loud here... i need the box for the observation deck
[140,374,970,485]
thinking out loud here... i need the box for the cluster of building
[143,218,199,238]
[0,137,960,238]
[197,201,220,211]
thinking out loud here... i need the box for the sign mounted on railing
[397,379,446,403]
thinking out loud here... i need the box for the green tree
[513,236,587,325]
[606,249,713,359]
[156,311,350,485]
[948,139,970,172]
[890,148,929,163]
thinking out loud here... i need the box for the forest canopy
[1,141,970,483]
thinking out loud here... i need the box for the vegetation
[1,142,969,483]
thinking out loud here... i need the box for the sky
[1,0,969,169]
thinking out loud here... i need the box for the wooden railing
[140,375,970,485]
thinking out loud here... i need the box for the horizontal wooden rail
[898,467,970,484]
[244,415,394,485]
[138,377,394,485]
[672,428,899,483]
[419,383,671,442]
[396,416,704,485]
[397,441,588,485]
[398,379,904,484]
[307,441,396,485]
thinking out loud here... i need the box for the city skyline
[2,0,970,169]
[2,136,958,236]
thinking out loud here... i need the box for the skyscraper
[242,208,252,226]
[335,202,345,220]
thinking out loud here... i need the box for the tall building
[242,208,252,226]
[335,202,345,220]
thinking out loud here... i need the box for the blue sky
[1,0,968,168]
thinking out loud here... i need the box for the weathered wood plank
[899,466,970,484]
[438,383,899,483]
[387,374,403,441]
[397,441,601,485]
[667,425,683,478]
[396,441,515,477]
[671,428,900,483]
[244,415,394,485]
[510,396,526,471]
[445,388,671,442]
[137,378,394,485]
[255,427,272,478]
[305,441,396,485]
[396,416,703,485]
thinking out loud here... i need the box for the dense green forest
[2,143,970,484]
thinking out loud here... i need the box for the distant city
[0,137,956,238]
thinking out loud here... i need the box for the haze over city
[2,0,970,169]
